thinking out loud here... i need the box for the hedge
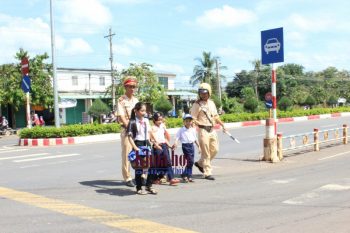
[19,123,121,139]
[19,107,350,139]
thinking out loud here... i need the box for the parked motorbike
[0,126,13,136]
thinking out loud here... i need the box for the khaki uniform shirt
[190,99,218,126]
[116,95,139,126]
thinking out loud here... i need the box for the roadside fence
[277,124,348,159]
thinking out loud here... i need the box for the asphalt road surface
[0,117,349,233]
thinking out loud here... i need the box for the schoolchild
[127,102,157,195]
[151,112,180,186]
[172,114,201,182]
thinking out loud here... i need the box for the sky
[1,0,350,89]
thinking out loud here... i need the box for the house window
[158,77,168,89]
[72,76,78,86]
[99,76,105,86]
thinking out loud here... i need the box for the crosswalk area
[0,146,80,164]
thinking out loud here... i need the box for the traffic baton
[223,130,240,143]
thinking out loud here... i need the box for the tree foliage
[0,48,54,111]
[88,98,110,122]
[154,95,173,115]
[120,63,164,103]
[190,51,226,97]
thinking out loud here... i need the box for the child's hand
[171,144,177,150]
[154,143,162,150]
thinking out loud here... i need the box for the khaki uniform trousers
[197,128,219,176]
[120,129,133,182]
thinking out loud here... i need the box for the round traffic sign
[265,92,272,101]
[21,57,29,75]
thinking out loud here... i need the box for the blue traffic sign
[261,27,284,64]
[265,100,273,109]
[21,75,31,93]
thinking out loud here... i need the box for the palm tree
[190,51,217,86]
[251,59,261,100]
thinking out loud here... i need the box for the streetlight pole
[50,0,60,127]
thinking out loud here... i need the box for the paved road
[0,117,349,232]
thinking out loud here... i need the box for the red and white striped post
[263,118,279,162]
[271,63,277,135]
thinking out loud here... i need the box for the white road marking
[0,149,27,154]
[320,184,350,191]
[320,124,337,128]
[14,153,79,162]
[272,178,296,184]
[0,153,49,160]
[283,183,350,205]
[318,151,350,161]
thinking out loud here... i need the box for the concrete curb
[18,112,350,147]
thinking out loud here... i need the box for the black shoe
[194,162,204,173]
[126,180,135,187]
[204,175,215,180]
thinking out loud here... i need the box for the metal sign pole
[271,63,277,135]
[26,92,32,128]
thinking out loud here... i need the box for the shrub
[244,97,259,113]
[278,96,293,111]
[88,99,110,122]
[154,95,173,115]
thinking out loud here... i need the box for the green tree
[154,95,172,115]
[0,49,54,110]
[190,51,217,85]
[278,96,293,111]
[243,97,259,113]
[222,95,244,113]
[304,95,316,108]
[327,95,338,107]
[0,49,54,127]
[190,51,226,97]
[121,63,164,103]
[88,99,110,123]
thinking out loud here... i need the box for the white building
[56,68,195,124]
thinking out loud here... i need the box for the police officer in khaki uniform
[190,83,227,180]
[116,76,139,187]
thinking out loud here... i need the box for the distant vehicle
[264,38,281,54]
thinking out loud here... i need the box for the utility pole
[50,0,60,128]
[215,59,222,109]
[104,28,116,108]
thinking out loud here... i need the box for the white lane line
[272,178,296,184]
[0,149,27,154]
[318,151,350,161]
[320,124,337,128]
[283,183,350,205]
[0,153,49,160]
[14,153,79,162]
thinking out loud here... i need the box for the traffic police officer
[116,76,139,187]
[190,83,227,180]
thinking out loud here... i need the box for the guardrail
[277,124,348,159]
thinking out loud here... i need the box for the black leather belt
[198,125,213,132]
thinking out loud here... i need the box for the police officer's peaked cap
[123,76,138,86]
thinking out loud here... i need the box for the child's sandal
[146,187,158,195]
[182,177,189,183]
[136,189,147,195]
